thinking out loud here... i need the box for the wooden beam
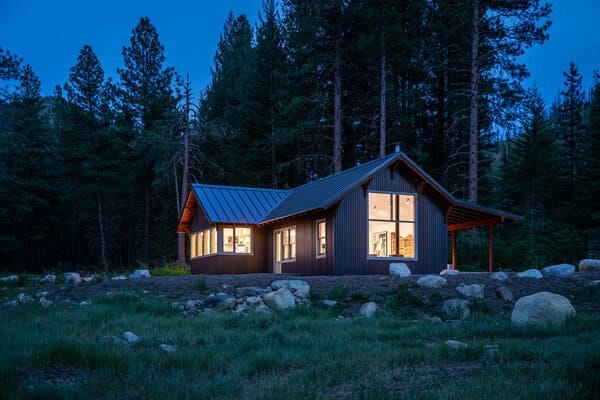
[448,217,502,231]
[488,224,494,273]
[451,230,457,270]
[362,178,373,197]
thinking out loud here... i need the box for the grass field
[1,291,598,399]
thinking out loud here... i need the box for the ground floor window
[316,219,326,258]
[223,227,252,254]
[275,226,296,262]
[368,192,416,259]
[190,227,217,258]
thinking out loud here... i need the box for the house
[176,150,522,275]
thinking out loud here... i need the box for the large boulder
[541,264,575,277]
[64,272,81,284]
[417,275,447,289]
[270,280,310,299]
[517,269,543,279]
[262,288,296,310]
[389,263,411,277]
[359,302,377,317]
[490,272,509,281]
[442,299,471,320]
[204,293,236,310]
[456,283,485,298]
[579,259,600,272]
[511,291,576,328]
[130,269,151,279]
[440,269,460,276]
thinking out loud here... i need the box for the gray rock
[80,301,91,306]
[490,272,509,281]
[172,302,184,311]
[130,269,151,279]
[417,275,447,288]
[185,300,198,311]
[322,299,338,308]
[511,291,576,327]
[82,276,93,282]
[542,264,575,277]
[35,291,49,298]
[159,344,177,353]
[389,263,411,277]
[579,259,600,272]
[359,302,377,317]
[4,300,18,307]
[589,280,600,287]
[39,297,53,308]
[456,283,485,298]
[440,269,460,276]
[17,293,34,304]
[40,274,56,283]
[236,286,265,297]
[64,272,81,284]
[0,275,18,283]
[111,275,127,280]
[245,296,263,307]
[204,293,236,310]
[442,299,471,320]
[426,316,442,323]
[263,288,296,309]
[234,304,250,313]
[484,344,501,361]
[270,280,310,299]
[517,269,543,279]
[495,286,513,302]
[445,340,468,349]
[254,304,271,313]
[122,331,139,343]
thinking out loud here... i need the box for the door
[273,230,282,273]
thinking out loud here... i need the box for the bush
[327,284,348,300]
[152,262,190,276]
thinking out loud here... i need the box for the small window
[316,220,326,258]
[223,227,252,254]
[275,226,296,262]
[190,233,197,258]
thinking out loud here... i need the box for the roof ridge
[191,183,290,193]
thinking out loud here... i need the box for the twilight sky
[1,0,598,107]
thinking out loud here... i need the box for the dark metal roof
[191,184,289,224]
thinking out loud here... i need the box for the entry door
[273,231,282,273]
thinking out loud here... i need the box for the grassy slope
[0,292,598,399]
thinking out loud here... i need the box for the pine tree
[585,71,600,257]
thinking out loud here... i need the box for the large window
[275,226,296,262]
[316,219,326,258]
[190,227,217,258]
[223,227,252,254]
[368,192,416,259]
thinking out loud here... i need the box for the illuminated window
[190,233,197,258]
[316,219,326,258]
[368,192,416,259]
[275,226,296,262]
[223,227,252,254]
[190,228,217,258]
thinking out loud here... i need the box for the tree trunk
[144,171,150,262]
[468,0,480,203]
[333,16,343,173]
[271,111,277,188]
[96,187,107,271]
[177,78,192,264]
[379,11,387,158]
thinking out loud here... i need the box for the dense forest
[0,0,598,273]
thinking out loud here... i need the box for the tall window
[275,226,296,262]
[190,227,217,258]
[368,192,416,259]
[316,219,326,258]
[223,227,252,254]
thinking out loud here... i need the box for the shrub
[152,262,190,276]
[391,284,423,310]
[198,276,207,291]
[327,284,348,300]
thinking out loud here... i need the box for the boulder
[40,274,56,283]
[442,299,471,320]
[359,302,377,317]
[589,280,600,287]
[322,299,338,308]
[389,263,411,277]
[185,300,198,311]
[4,300,18,307]
[80,301,91,306]
[130,269,151,279]
[245,296,263,307]
[426,316,442,323]
[82,276,93,282]
[445,340,468,349]
[39,297,53,308]
[35,291,49,298]
[517,269,543,279]
[234,304,250,313]
[204,293,236,310]
[254,304,271,313]
[495,286,514,302]
[159,344,177,353]
[440,269,460,276]
[122,331,139,344]
[456,283,485,298]
[542,264,575,277]
[64,272,81,284]
[16,293,34,304]
[511,291,576,328]
[111,275,127,280]
[236,286,265,297]
[579,259,600,272]
[262,288,296,310]
[417,275,447,288]
[484,344,501,361]
[0,275,18,283]
[490,272,509,281]
[270,280,310,299]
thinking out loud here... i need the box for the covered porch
[447,200,523,272]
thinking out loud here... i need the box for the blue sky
[1,0,598,106]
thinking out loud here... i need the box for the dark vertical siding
[334,166,448,275]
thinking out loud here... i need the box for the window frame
[367,191,418,261]
[222,226,253,255]
[274,226,296,263]
[190,227,217,259]
[316,219,326,259]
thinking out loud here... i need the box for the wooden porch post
[488,224,494,272]
[451,230,457,270]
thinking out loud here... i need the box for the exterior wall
[266,211,335,275]
[334,166,449,275]
[189,205,268,274]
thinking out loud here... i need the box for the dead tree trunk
[468,0,480,203]
[333,16,343,173]
[379,11,387,158]
[96,187,107,271]
[177,78,192,264]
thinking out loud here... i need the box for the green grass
[151,263,190,277]
[0,294,598,399]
